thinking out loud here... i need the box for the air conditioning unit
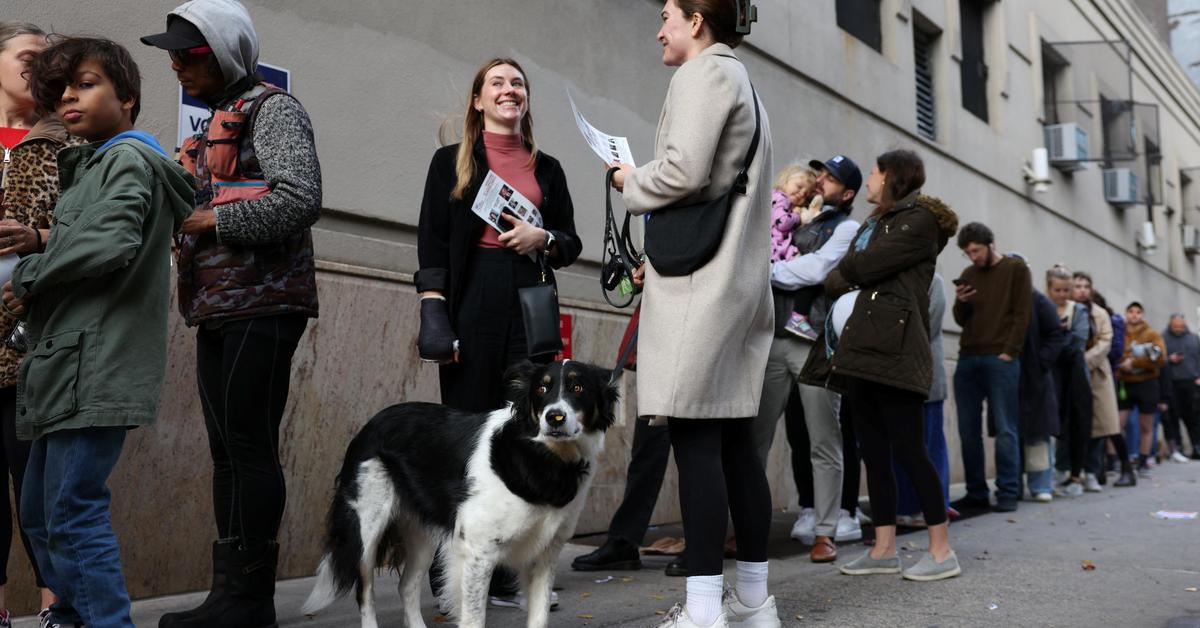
[1103,168,1139,206]
[1044,123,1088,171]
[1184,224,1200,256]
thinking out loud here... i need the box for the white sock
[685,574,724,626]
[736,560,769,608]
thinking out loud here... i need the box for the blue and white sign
[176,62,291,150]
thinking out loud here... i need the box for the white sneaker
[790,508,816,545]
[1171,451,1191,464]
[1083,473,1103,493]
[1053,469,1069,485]
[835,509,862,542]
[722,587,782,627]
[1033,492,1053,503]
[655,603,729,627]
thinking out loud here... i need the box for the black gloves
[418,297,457,362]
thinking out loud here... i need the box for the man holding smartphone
[1162,314,1200,460]
[951,223,1032,513]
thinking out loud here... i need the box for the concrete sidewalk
[18,462,1200,627]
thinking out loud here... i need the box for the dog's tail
[301,554,340,616]
[302,455,371,615]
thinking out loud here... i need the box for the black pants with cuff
[668,417,771,576]
[196,313,308,545]
[607,420,672,546]
[846,377,947,528]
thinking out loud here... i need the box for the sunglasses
[169,46,214,66]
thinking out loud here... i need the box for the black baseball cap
[140,16,207,50]
[1126,301,1144,311]
[808,155,863,194]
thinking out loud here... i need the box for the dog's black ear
[503,360,539,419]
[588,363,620,431]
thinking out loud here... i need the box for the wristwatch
[543,230,557,256]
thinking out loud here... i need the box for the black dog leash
[601,167,643,309]
[610,324,638,385]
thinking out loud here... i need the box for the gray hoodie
[170,0,259,84]
[1163,323,1200,381]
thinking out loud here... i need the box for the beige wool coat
[1086,303,1122,437]
[622,44,774,419]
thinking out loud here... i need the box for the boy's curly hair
[29,36,141,123]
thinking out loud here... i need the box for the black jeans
[1167,380,1200,451]
[196,313,307,544]
[0,386,43,587]
[1053,357,1093,478]
[607,420,672,546]
[668,418,771,576]
[846,378,947,527]
[787,390,860,512]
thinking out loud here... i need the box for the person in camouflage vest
[141,2,321,626]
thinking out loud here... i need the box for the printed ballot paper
[471,170,544,236]
[567,91,636,166]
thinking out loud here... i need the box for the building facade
[7,0,1200,610]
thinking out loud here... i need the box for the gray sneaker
[902,551,962,581]
[1083,473,1103,493]
[839,550,901,575]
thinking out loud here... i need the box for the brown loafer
[811,535,837,563]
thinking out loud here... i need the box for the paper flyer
[470,170,544,235]
[567,90,636,166]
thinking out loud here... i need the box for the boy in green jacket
[0,38,194,627]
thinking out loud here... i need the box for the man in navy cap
[750,155,862,563]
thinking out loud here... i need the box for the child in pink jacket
[771,166,823,339]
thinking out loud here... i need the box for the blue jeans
[21,427,132,628]
[896,401,950,515]
[1025,437,1054,495]
[955,354,1022,501]
[1124,408,1163,459]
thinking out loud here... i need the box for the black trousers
[0,386,43,587]
[196,313,307,544]
[1053,358,1093,477]
[607,419,672,546]
[846,378,947,528]
[1167,380,1200,451]
[787,389,860,512]
[439,249,549,412]
[668,418,771,576]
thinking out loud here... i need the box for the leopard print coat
[0,116,77,388]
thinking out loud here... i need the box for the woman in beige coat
[610,1,775,627]
[1072,273,1135,488]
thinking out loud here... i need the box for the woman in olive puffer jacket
[800,149,961,582]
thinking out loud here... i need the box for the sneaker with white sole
[835,508,862,542]
[896,513,928,527]
[1033,492,1053,503]
[1171,451,1190,464]
[722,587,782,627]
[790,508,816,545]
[655,603,728,627]
[839,550,901,575]
[902,551,962,581]
[1083,473,1103,493]
[1055,480,1084,498]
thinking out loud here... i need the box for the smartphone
[952,278,970,287]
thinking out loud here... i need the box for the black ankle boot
[158,540,278,628]
[159,539,235,627]
[570,537,642,571]
[1114,463,1137,487]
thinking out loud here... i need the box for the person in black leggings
[801,150,961,581]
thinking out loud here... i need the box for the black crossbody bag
[643,82,761,276]
[518,253,563,357]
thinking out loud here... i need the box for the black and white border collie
[302,360,618,628]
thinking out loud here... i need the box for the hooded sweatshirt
[1163,323,1200,381]
[10,136,195,439]
[1120,318,1167,384]
[170,0,259,86]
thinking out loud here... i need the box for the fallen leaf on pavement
[1006,519,1017,524]
[621,576,635,583]
[580,592,591,598]
[1081,560,1096,571]
[578,614,594,619]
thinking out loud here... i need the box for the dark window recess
[1145,137,1162,205]
[914,26,938,140]
[1101,96,1135,162]
[837,0,882,52]
[960,0,989,122]
[1041,43,1069,124]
